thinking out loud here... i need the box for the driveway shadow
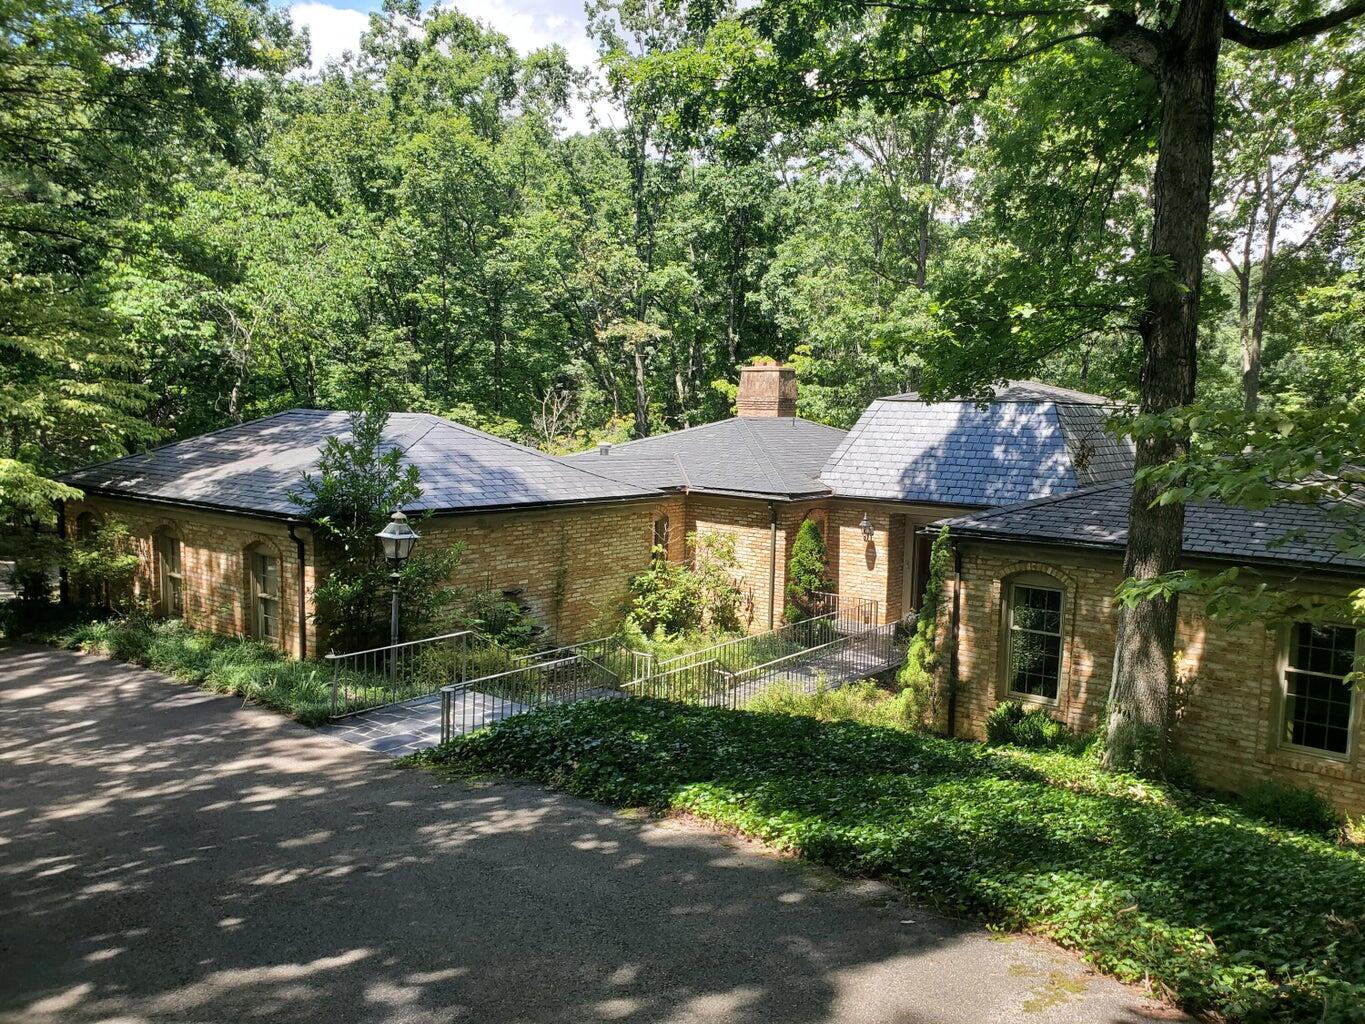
[0,645,1182,1024]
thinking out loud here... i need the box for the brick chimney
[736,363,797,418]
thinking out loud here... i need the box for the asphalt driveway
[0,644,1183,1024]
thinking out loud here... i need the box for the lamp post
[376,510,420,648]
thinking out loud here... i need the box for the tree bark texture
[1105,0,1223,775]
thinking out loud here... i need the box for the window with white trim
[155,530,183,618]
[1006,581,1064,700]
[249,546,280,644]
[1282,623,1359,756]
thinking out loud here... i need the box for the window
[652,514,670,558]
[155,530,183,618]
[249,547,280,643]
[75,511,97,542]
[1006,582,1064,700]
[1282,623,1359,756]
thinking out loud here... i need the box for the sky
[288,0,597,78]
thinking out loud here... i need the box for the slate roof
[820,380,1134,507]
[938,481,1365,577]
[61,410,656,518]
[564,417,848,499]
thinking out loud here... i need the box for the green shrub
[784,517,831,621]
[39,605,336,725]
[985,700,1071,750]
[894,526,953,729]
[626,532,743,637]
[464,588,543,650]
[746,679,916,729]
[1240,779,1345,839]
[412,699,1365,1023]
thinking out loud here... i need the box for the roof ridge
[818,401,880,480]
[420,415,652,492]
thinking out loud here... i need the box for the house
[58,366,1134,649]
[569,366,1132,629]
[934,482,1365,812]
[59,410,662,655]
[55,363,1364,811]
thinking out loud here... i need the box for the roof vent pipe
[598,442,612,455]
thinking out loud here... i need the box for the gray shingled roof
[821,380,1134,507]
[938,481,1365,577]
[564,417,848,499]
[61,410,656,518]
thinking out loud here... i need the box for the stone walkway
[315,689,527,757]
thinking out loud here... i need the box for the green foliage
[895,526,953,728]
[985,700,1072,751]
[784,518,830,621]
[289,410,463,650]
[414,699,1365,1022]
[0,0,296,527]
[66,517,140,610]
[463,589,543,651]
[1240,780,1346,841]
[627,532,743,637]
[746,678,923,731]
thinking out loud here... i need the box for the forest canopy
[2,0,1361,522]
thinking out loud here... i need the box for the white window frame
[156,531,183,619]
[249,548,281,644]
[1005,579,1065,703]
[1279,622,1361,761]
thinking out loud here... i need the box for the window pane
[1010,629,1061,699]
[1291,623,1358,678]
[1011,586,1061,635]
[1285,670,1352,755]
[255,552,279,598]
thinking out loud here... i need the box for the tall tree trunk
[632,348,649,439]
[1244,162,1282,414]
[1105,0,1223,775]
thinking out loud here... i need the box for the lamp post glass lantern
[376,511,420,649]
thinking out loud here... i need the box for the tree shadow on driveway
[0,644,1182,1024]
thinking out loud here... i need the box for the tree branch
[1094,11,1164,77]
[1224,0,1365,49]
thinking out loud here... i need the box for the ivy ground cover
[410,699,1365,1024]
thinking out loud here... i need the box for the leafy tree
[785,518,831,621]
[655,0,1365,775]
[0,0,297,535]
[289,411,463,650]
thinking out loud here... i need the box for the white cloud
[290,2,371,71]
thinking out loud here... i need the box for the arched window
[1003,573,1065,701]
[652,514,671,558]
[75,511,97,542]
[154,528,183,618]
[247,545,280,644]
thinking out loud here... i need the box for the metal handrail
[323,630,475,662]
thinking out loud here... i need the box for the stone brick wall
[683,495,786,631]
[948,538,1365,816]
[418,500,657,643]
[69,495,318,658]
[69,495,659,656]
[826,502,904,624]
